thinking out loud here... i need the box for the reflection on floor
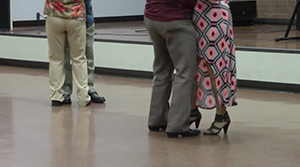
[6,21,300,50]
[0,66,299,167]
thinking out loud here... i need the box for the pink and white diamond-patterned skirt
[193,0,237,109]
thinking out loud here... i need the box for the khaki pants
[144,17,197,133]
[46,17,91,107]
[62,24,96,95]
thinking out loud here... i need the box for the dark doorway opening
[0,0,11,31]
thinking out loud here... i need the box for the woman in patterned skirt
[193,0,237,135]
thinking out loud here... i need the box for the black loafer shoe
[88,92,106,103]
[63,94,71,104]
[51,100,63,106]
[148,125,167,132]
[167,129,201,138]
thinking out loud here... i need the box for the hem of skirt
[197,103,238,110]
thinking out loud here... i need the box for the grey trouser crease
[144,17,197,133]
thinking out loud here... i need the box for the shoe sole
[91,99,106,103]
[51,102,63,106]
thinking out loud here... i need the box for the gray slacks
[144,17,197,133]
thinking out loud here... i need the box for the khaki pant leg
[65,19,90,107]
[46,17,66,102]
[63,24,96,95]
[62,38,73,95]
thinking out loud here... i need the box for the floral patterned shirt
[44,0,86,20]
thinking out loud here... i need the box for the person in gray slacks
[144,0,201,138]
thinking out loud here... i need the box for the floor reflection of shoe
[88,92,106,103]
[63,94,71,104]
[167,129,201,138]
[51,100,63,106]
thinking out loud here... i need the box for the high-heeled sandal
[204,112,231,135]
[189,108,202,129]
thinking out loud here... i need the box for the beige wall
[2,35,300,84]
[256,0,297,19]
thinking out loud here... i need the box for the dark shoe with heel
[52,94,71,106]
[167,129,201,138]
[148,125,167,132]
[204,112,231,135]
[89,92,106,103]
[190,107,202,128]
[51,100,63,106]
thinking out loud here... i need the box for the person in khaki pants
[44,0,91,107]
[62,0,106,104]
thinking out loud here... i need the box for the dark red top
[144,0,197,22]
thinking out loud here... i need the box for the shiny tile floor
[0,66,300,167]
[6,21,300,50]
